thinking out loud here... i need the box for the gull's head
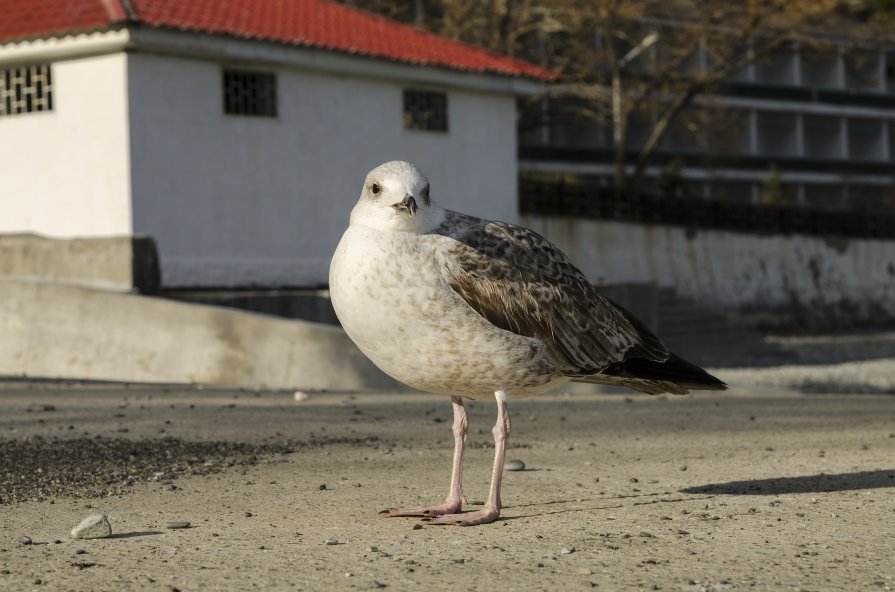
[349,161,443,233]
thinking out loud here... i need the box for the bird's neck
[352,205,446,235]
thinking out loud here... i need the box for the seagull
[329,161,726,526]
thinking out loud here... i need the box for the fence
[519,175,895,239]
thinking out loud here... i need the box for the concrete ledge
[0,279,398,390]
[0,233,160,294]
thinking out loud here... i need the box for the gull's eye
[371,183,381,195]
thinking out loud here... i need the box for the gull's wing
[435,213,671,377]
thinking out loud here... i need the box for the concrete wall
[0,233,133,291]
[0,279,399,390]
[127,51,519,288]
[0,53,132,236]
[522,215,895,326]
[0,233,160,293]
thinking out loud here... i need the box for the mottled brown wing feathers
[440,216,669,376]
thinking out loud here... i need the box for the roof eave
[0,25,549,94]
[126,26,548,95]
[0,28,130,67]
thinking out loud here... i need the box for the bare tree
[347,0,890,191]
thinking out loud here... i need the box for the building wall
[522,44,895,208]
[522,215,895,325]
[0,53,132,236]
[127,51,518,287]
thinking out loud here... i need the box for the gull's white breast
[329,224,567,399]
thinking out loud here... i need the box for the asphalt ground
[0,382,893,591]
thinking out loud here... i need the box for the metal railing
[519,175,895,239]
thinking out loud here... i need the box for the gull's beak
[391,194,418,218]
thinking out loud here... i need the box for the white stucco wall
[127,51,519,287]
[522,215,895,322]
[0,52,131,237]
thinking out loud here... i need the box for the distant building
[0,0,554,288]
[521,39,895,210]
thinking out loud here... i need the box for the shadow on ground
[681,469,895,495]
[108,531,164,539]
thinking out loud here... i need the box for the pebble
[639,531,655,538]
[19,536,32,545]
[165,521,191,529]
[504,459,526,471]
[412,524,423,530]
[560,547,575,554]
[325,538,340,545]
[293,391,310,402]
[244,512,253,517]
[71,513,112,540]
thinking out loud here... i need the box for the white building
[522,39,895,209]
[0,0,553,288]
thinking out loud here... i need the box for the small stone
[71,513,112,539]
[75,549,87,555]
[679,466,687,471]
[677,529,690,535]
[19,536,32,545]
[412,524,423,530]
[165,521,191,529]
[560,547,575,554]
[33,578,42,585]
[325,538,340,545]
[504,459,526,471]
[293,391,310,402]
[244,512,253,517]
[319,484,327,490]
[629,477,639,483]
[639,531,655,538]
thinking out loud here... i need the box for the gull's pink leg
[380,396,467,517]
[428,390,509,526]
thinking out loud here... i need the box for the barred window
[403,89,448,132]
[0,64,53,118]
[222,69,277,117]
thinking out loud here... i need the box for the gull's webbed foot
[423,506,500,527]
[379,499,463,518]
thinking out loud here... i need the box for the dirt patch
[0,436,376,504]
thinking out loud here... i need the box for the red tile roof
[0,0,557,81]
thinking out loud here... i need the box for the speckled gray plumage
[330,162,725,399]
[428,211,691,394]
